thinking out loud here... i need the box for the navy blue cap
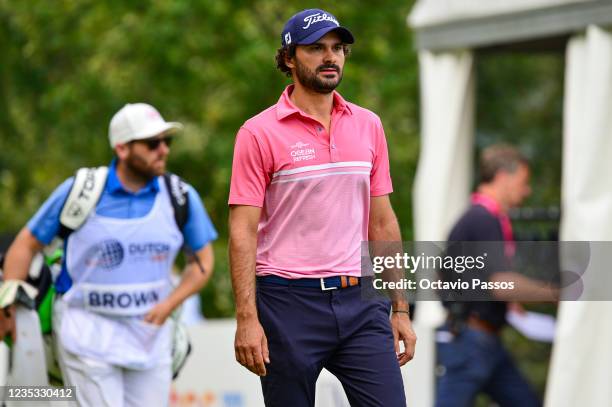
[281,9,354,47]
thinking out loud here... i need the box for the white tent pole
[408,48,475,407]
[545,24,612,407]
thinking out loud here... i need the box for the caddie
[1,103,217,407]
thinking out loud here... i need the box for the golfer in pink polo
[228,8,416,406]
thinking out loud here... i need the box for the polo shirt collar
[276,85,353,121]
[106,158,160,195]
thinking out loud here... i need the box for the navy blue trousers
[435,326,541,407]
[256,282,406,407]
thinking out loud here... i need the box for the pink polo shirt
[229,85,393,279]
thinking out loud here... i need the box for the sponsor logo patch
[84,239,125,270]
[129,242,172,262]
[289,141,316,162]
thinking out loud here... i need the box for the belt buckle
[320,278,338,291]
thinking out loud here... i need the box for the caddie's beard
[295,59,343,94]
[125,151,165,180]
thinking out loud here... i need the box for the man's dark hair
[275,43,351,77]
[275,44,297,77]
[479,144,529,184]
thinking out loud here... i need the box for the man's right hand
[1,227,46,346]
[0,305,17,344]
[234,316,270,376]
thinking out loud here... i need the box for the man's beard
[125,151,164,180]
[294,59,343,94]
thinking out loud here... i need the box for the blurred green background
[1,1,564,400]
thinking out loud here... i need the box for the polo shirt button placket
[316,125,339,162]
[330,138,339,162]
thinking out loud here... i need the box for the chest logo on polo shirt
[289,141,316,162]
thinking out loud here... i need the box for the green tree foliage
[476,52,564,208]
[475,52,564,401]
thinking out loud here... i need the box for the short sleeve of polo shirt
[370,117,393,197]
[27,177,74,245]
[183,185,218,251]
[228,126,271,207]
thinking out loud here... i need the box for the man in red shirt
[436,145,557,407]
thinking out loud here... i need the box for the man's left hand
[144,301,174,326]
[391,312,417,366]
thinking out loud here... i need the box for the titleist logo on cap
[280,9,354,47]
[302,13,339,30]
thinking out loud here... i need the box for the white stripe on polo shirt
[272,161,372,178]
[270,171,371,184]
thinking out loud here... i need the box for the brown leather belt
[340,276,360,288]
[467,315,501,334]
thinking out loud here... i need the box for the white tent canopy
[410,0,612,51]
[410,0,594,28]
[409,0,612,405]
